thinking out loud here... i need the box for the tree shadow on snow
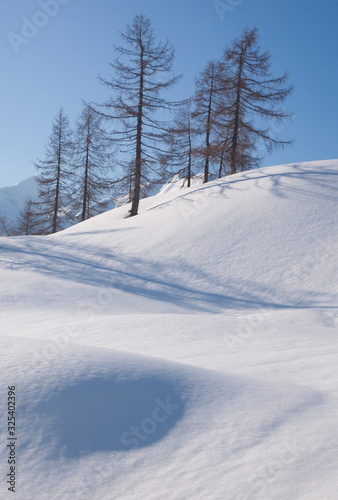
[0,234,335,312]
[1,163,337,312]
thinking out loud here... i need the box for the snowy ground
[0,160,337,499]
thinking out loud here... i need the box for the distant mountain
[0,176,38,224]
[0,173,205,233]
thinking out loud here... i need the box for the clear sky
[1,0,337,186]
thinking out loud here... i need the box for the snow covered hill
[0,176,38,223]
[0,160,337,499]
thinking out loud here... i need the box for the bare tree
[222,28,293,175]
[162,103,197,187]
[16,198,43,235]
[216,126,260,178]
[72,104,114,222]
[0,213,13,236]
[193,60,226,183]
[34,108,73,234]
[97,14,181,216]
[217,129,231,179]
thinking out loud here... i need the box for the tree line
[2,14,293,236]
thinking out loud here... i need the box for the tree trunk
[52,125,62,233]
[81,118,90,221]
[204,66,215,184]
[218,144,224,178]
[230,51,244,175]
[187,122,192,188]
[130,47,144,217]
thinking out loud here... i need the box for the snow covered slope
[0,176,38,223]
[0,160,337,499]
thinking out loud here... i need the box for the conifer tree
[34,108,73,233]
[222,28,293,175]
[72,104,113,222]
[16,199,40,235]
[0,213,13,236]
[193,60,224,183]
[162,104,196,187]
[98,14,181,216]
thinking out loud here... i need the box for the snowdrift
[2,160,336,313]
[0,160,337,499]
[0,336,322,499]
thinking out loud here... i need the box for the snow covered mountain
[0,160,337,499]
[0,176,38,223]
[0,173,192,232]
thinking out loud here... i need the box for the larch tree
[34,108,73,234]
[162,104,196,188]
[222,28,293,175]
[98,14,181,216]
[216,128,231,179]
[216,126,259,178]
[16,199,41,235]
[0,213,13,236]
[72,104,114,222]
[193,60,225,183]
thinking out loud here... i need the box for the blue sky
[0,0,337,186]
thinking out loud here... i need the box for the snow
[0,176,38,223]
[0,160,337,499]
[158,172,205,194]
